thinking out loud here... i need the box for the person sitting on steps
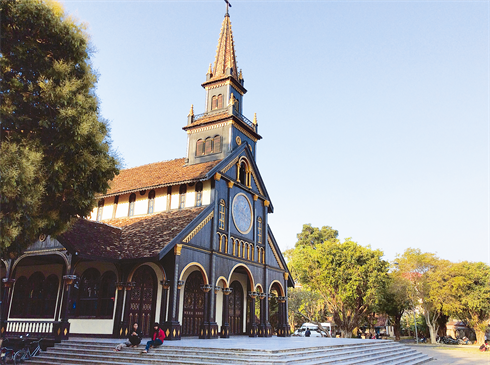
[142,322,165,354]
[114,322,142,351]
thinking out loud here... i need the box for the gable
[218,143,269,201]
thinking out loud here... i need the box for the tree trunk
[475,329,486,345]
[394,314,402,341]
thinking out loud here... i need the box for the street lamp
[394,262,418,344]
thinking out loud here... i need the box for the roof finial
[188,104,194,117]
[253,113,257,125]
[207,63,213,75]
[224,0,231,16]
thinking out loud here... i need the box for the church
[0,7,293,341]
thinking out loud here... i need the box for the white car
[293,327,327,337]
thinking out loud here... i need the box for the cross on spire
[225,0,231,16]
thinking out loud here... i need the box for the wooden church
[0,7,293,341]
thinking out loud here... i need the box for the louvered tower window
[196,139,204,156]
[213,135,221,153]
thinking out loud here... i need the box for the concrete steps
[27,338,433,365]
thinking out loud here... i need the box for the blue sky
[61,0,488,264]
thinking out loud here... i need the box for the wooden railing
[2,320,70,342]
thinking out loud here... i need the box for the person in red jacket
[142,322,165,353]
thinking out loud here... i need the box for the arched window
[213,135,221,153]
[196,139,204,156]
[10,276,28,318]
[78,268,101,317]
[148,190,156,214]
[128,193,136,217]
[234,98,239,113]
[112,195,119,218]
[195,182,203,207]
[218,199,226,230]
[205,137,213,155]
[237,158,251,187]
[211,95,218,110]
[179,184,187,209]
[257,217,263,244]
[217,94,223,109]
[99,271,117,318]
[97,199,104,221]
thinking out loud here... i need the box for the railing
[2,320,70,342]
[193,108,256,132]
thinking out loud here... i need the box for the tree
[449,261,490,345]
[378,267,412,340]
[395,248,453,344]
[288,287,329,332]
[0,0,119,254]
[294,224,338,248]
[286,225,389,338]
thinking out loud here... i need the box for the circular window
[232,193,253,234]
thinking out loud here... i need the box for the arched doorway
[182,271,205,336]
[229,280,244,335]
[128,266,157,336]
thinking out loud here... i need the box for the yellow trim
[227,181,234,189]
[232,121,258,142]
[269,280,285,296]
[179,262,209,285]
[228,263,255,290]
[183,211,214,243]
[215,276,229,288]
[174,244,183,256]
[128,262,166,282]
[263,200,270,207]
[214,173,222,181]
[255,283,264,293]
[268,236,285,270]
[222,156,239,173]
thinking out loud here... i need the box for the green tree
[378,267,412,340]
[286,225,389,338]
[288,287,329,332]
[449,261,490,345]
[0,0,119,254]
[294,224,338,248]
[395,249,452,344]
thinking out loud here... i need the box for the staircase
[27,338,433,365]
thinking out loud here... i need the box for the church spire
[212,10,239,81]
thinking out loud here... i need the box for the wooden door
[182,271,205,336]
[128,266,156,336]
[229,281,243,335]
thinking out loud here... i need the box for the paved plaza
[408,344,490,365]
[77,335,380,351]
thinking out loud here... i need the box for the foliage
[0,0,119,255]
[288,287,330,332]
[395,248,453,344]
[285,225,389,338]
[448,261,490,344]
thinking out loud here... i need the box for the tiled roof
[212,14,238,82]
[103,158,221,197]
[58,207,206,260]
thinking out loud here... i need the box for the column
[112,270,128,338]
[163,244,182,340]
[248,291,257,337]
[276,296,288,337]
[199,284,212,339]
[220,288,231,338]
[283,272,291,337]
[160,280,171,325]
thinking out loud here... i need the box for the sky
[60,0,489,264]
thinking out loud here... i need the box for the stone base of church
[257,323,272,337]
[276,324,290,337]
[162,321,181,340]
[220,324,230,338]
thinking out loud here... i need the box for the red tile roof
[103,158,221,197]
[58,207,206,260]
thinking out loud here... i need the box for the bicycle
[0,347,16,364]
[13,338,43,364]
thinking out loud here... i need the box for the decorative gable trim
[222,156,239,174]
[250,169,264,196]
[233,122,258,142]
[268,235,285,270]
[183,211,214,243]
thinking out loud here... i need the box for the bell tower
[184,7,261,166]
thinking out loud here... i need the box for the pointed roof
[212,14,239,81]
